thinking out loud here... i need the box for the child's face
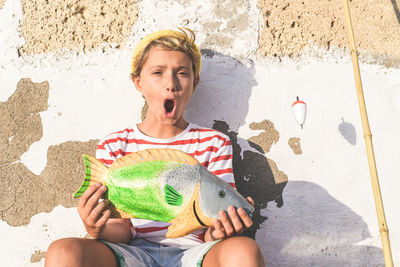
[133,47,196,127]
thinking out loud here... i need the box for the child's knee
[233,236,261,253]
[45,238,84,266]
[220,236,265,266]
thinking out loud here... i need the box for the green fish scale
[107,161,182,222]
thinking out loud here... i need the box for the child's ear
[132,75,143,93]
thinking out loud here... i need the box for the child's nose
[165,74,178,92]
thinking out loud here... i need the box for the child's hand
[77,183,111,239]
[206,197,255,241]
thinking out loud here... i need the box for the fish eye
[218,190,226,198]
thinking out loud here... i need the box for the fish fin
[73,155,109,198]
[110,151,143,170]
[164,184,183,206]
[110,148,199,170]
[159,149,199,166]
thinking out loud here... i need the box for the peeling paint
[1,162,56,226]
[257,0,400,67]
[1,0,400,265]
[42,140,99,207]
[193,0,258,56]
[0,78,48,167]
[30,250,46,263]
[0,79,98,226]
[248,120,280,153]
[1,139,99,226]
[20,0,138,55]
[288,137,302,155]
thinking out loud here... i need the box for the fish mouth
[193,201,207,227]
[164,98,175,115]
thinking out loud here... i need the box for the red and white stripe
[95,123,235,248]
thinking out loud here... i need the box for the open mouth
[164,99,175,114]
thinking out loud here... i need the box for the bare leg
[45,238,118,267]
[202,236,265,267]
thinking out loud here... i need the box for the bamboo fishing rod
[341,0,394,266]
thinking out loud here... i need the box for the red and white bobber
[291,96,307,129]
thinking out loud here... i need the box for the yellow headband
[131,29,201,77]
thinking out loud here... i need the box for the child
[45,28,265,267]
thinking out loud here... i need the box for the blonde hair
[131,28,201,85]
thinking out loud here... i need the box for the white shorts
[100,238,220,267]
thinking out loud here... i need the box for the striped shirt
[96,123,235,248]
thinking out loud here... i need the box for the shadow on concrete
[213,120,287,239]
[338,117,356,146]
[391,0,400,24]
[186,49,256,132]
[187,51,384,265]
[186,50,288,238]
[258,181,384,266]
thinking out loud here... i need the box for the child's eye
[152,71,162,75]
[178,71,188,76]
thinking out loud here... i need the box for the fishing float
[291,96,307,129]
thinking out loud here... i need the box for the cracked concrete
[201,0,253,52]
[1,140,99,226]
[19,0,138,55]
[0,79,48,167]
[258,0,400,66]
[2,0,399,264]
[0,79,98,226]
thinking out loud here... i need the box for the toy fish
[74,148,254,238]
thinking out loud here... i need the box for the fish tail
[73,154,109,198]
